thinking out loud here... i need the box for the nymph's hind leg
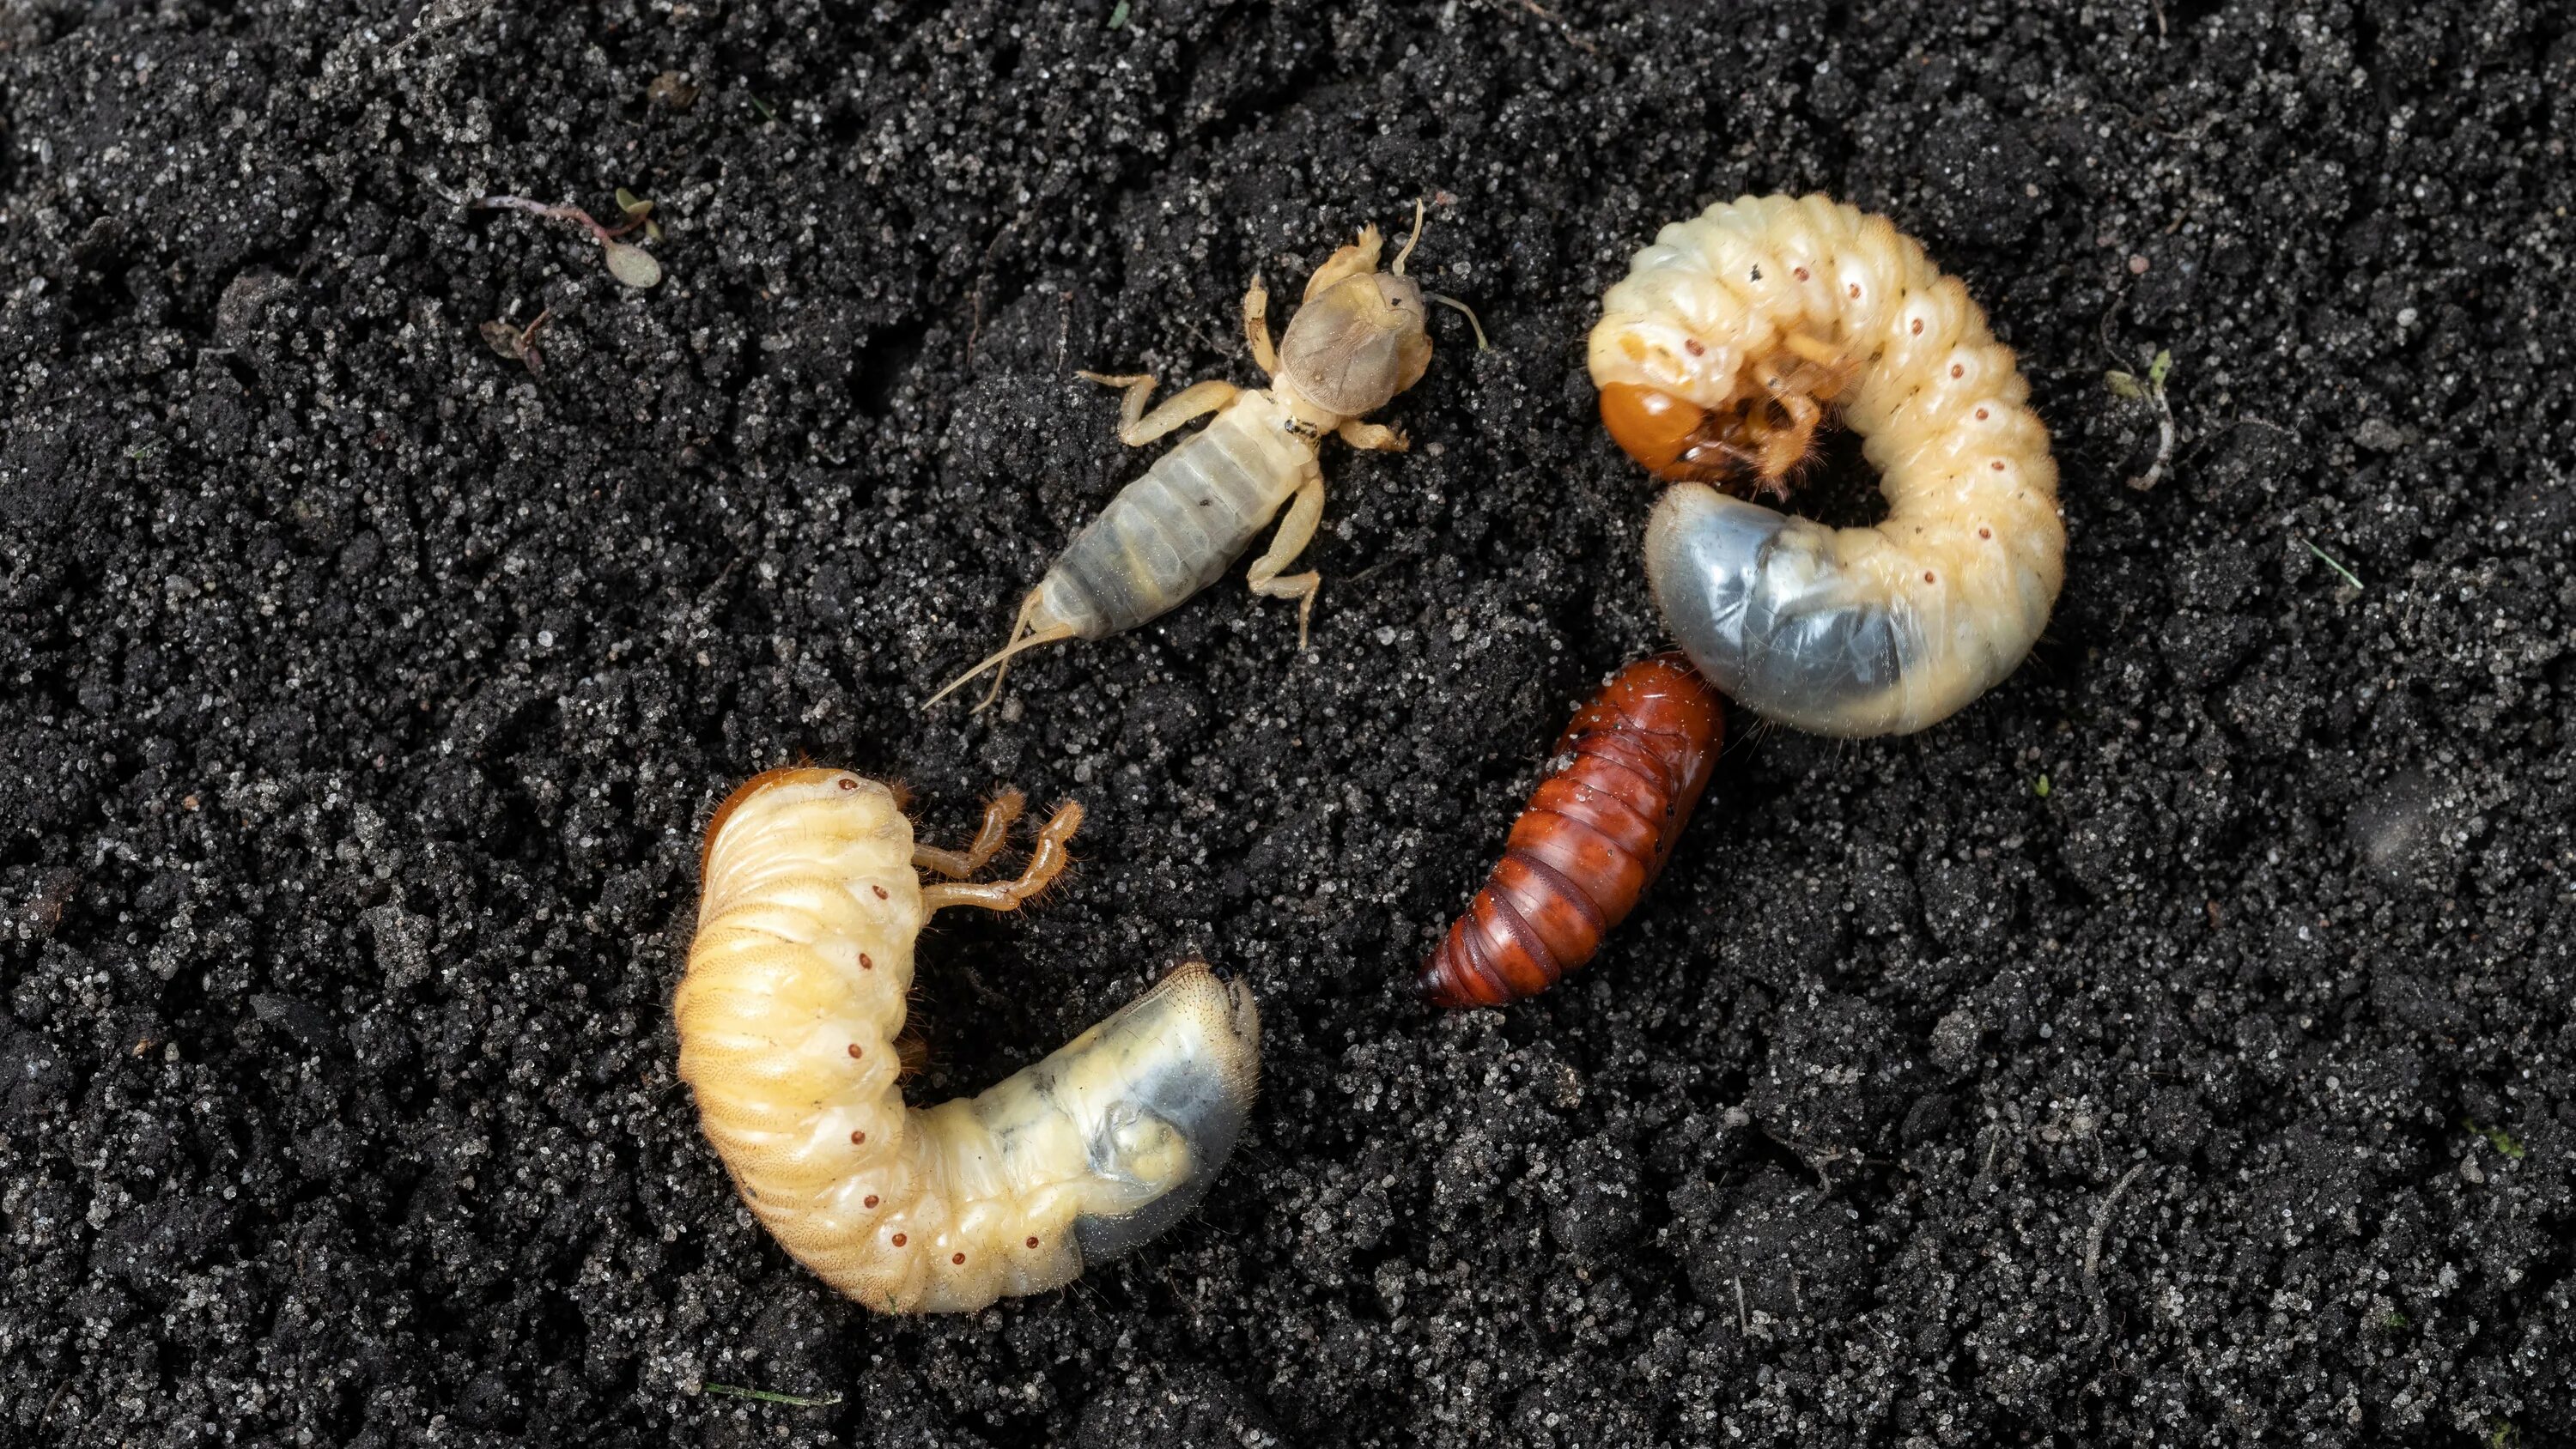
[911,789,1028,877]
[1076,372,1240,446]
[920,802,1084,913]
[1246,473,1327,649]
[1759,390,1823,482]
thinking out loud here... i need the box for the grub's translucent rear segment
[1593,193,2064,737]
[673,768,1261,1313]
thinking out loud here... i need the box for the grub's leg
[1244,275,1279,376]
[920,802,1084,914]
[1302,224,1386,302]
[1780,331,1842,369]
[910,788,1028,878]
[1246,473,1327,650]
[1077,371,1238,446]
[1335,418,1408,453]
[1762,391,1823,480]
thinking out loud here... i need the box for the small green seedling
[471,193,665,288]
[478,308,554,376]
[2464,1118,2526,1161]
[615,188,665,243]
[2300,538,2365,594]
[1107,0,1130,27]
[2032,774,2051,798]
[698,1383,842,1409]
[2105,348,2175,492]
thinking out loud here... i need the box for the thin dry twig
[1509,0,1599,55]
[386,0,503,59]
[2106,349,2176,491]
[2084,1161,2149,1289]
[964,213,1027,362]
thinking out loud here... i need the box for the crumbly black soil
[3,2,2572,1445]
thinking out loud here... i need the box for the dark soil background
[3,0,2573,1444]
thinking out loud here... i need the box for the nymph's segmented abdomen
[1039,399,1315,639]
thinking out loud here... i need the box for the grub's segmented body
[1591,194,2063,737]
[1037,392,1319,640]
[1420,654,1724,1008]
[674,768,1260,1313]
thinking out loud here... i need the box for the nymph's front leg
[1335,419,1408,452]
[1244,276,1279,376]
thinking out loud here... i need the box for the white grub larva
[1591,193,2064,737]
[927,202,1483,712]
[674,767,1261,1313]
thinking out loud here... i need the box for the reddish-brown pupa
[1419,654,1724,1008]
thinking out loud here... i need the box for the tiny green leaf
[1107,0,1130,27]
[2105,370,2144,399]
[700,1383,842,1408]
[2300,539,2364,591]
[2466,1119,2527,1161]
[604,240,664,288]
[616,187,654,221]
[2032,775,2051,798]
[2147,348,2173,389]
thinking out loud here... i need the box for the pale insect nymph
[928,202,1484,710]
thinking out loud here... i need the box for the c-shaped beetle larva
[1590,194,2064,737]
[927,202,1484,711]
[673,768,1261,1313]
[1420,654,1724,1008]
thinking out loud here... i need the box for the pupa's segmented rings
[1420,654,1724,1008]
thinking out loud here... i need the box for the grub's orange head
[1598,382,1715,481]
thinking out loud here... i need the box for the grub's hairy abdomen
[1039,397,1315,639]
[1593,194,2063,737]
[673,769,1260,1313]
